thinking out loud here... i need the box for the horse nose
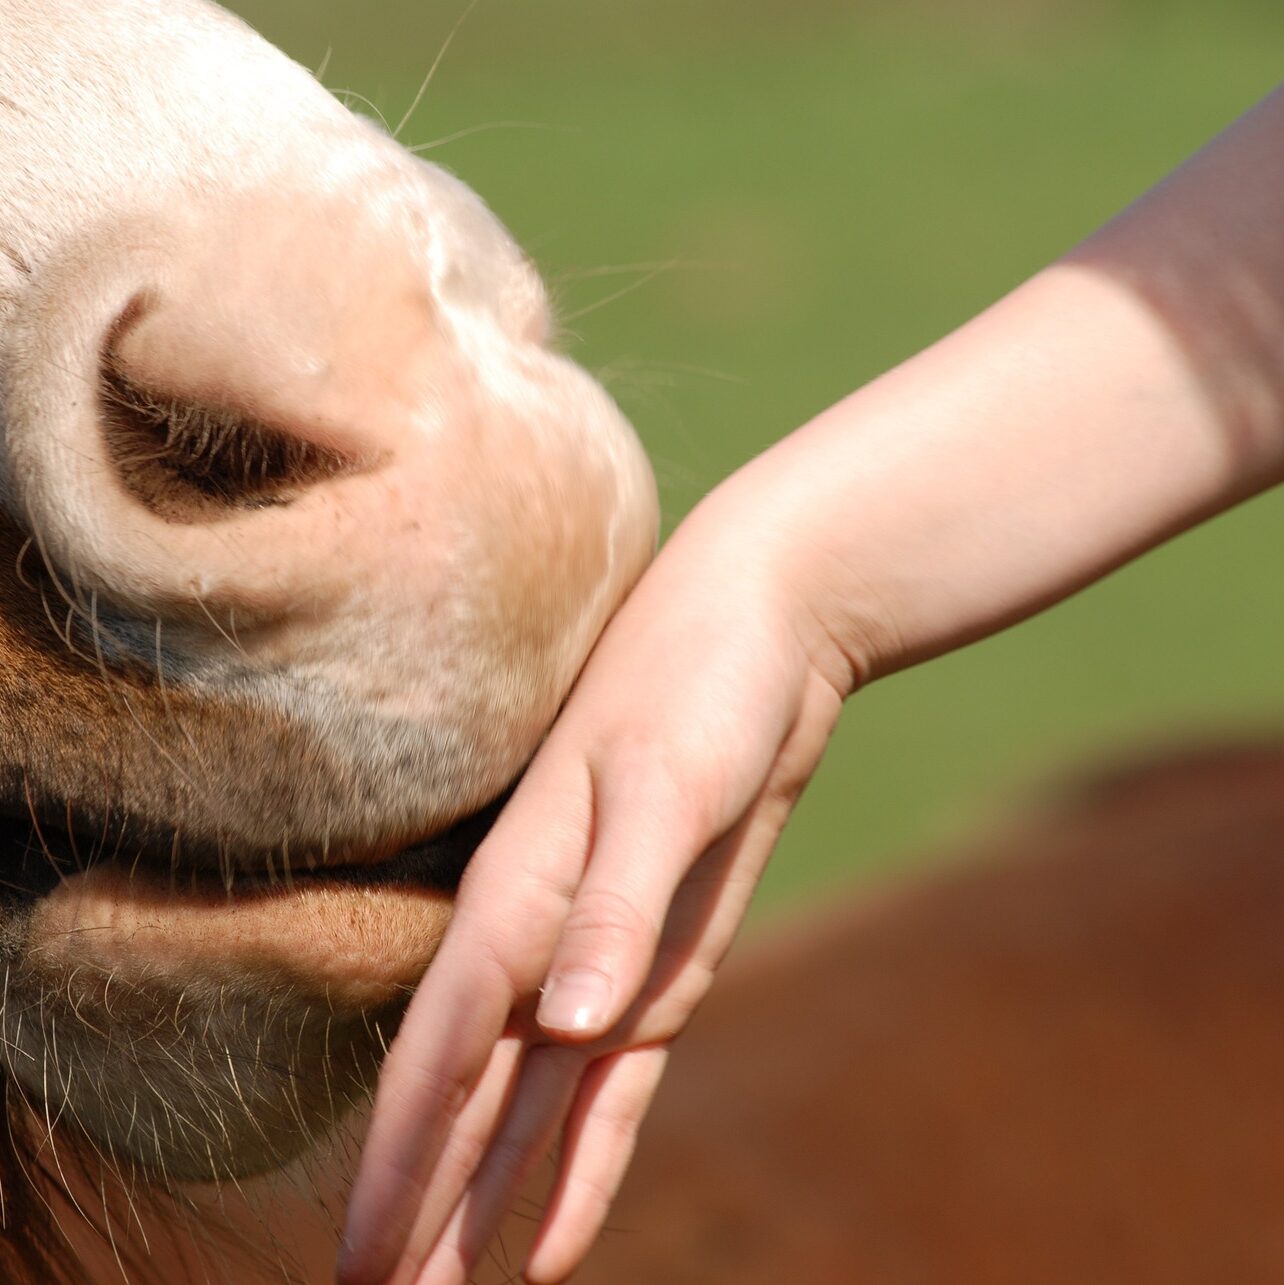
[2,196,451,626]
[1,192,657,762]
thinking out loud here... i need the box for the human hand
[337,472,853,1285]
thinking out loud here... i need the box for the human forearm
[726,84,1284,689]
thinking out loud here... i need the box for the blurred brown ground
[485,744,1284,1283]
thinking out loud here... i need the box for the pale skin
[339,83,1284,1285]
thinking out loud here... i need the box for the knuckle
[562,1156,627,1233]
[588,1098,643,1152]
[392,1061,472,1124]
[564,1164,619,1217]
[480,869,575,936]
[675,953,718,1007]
[439,1127,488,1183]
[642,951,717,1032]
[649,752,727,840]
[471,930,528,996]
[564,886,659,955]
[486,1131,540,1190]
[594,744,727,847]
[496,1131,534,1180]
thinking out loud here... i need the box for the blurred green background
[233,0,1283,914]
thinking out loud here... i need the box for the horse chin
[0,787,510,1180]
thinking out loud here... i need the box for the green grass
[231,0,1284,913]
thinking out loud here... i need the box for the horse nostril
[99,314,355,524]
[0,211,428,626]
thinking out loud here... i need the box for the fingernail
[335,1239,371,1285]
[336,1225,384,1285]
[337,1192,397,1285]
[334,1239,362,1285]
[537,969,612,1034]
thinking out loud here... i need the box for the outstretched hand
[338,474,851,1285]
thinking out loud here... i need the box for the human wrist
[724,265,1268,695]
[682,437,900,701]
